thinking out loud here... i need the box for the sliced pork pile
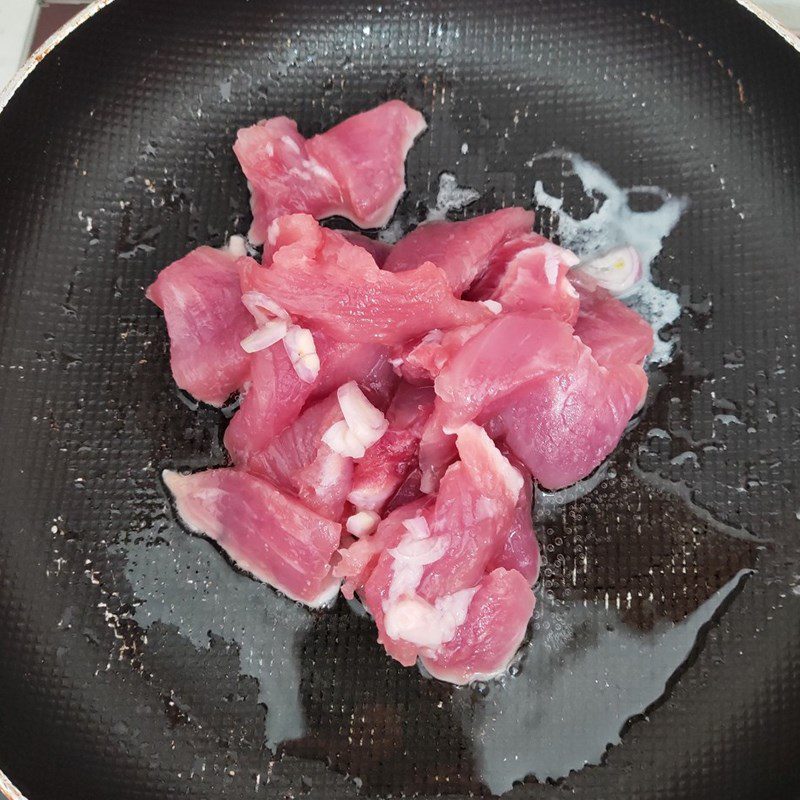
[148,100,653,685]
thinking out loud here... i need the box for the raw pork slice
[430,313,648,490]
[384,466,425,512]
[420,568,534,684]
[348,384,435,513]
[360,424,528,674]
[224,330,394,467]
[383,207,534,294]
[240,216,490,344]
[163,468,341,606]
[243,392,353,520]
[417,403,459,493]
[146,246,253,406]
[465,232,548,299]
[306,101,426,227]
[335,496,433,600]
[224,343,313,464]
[338,230,392,267]
[469,235,581,323]
[394,322,488,385]
[571,275,653,366]
[434,313,584,427]
[487,465,540,584]
[235,101,426,243]
[414,423,523,599]
[491,353,648,490]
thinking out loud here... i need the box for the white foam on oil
[426,172,481,222]
[378,171,481,243]
[533,151,687,365]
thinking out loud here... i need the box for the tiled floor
[0,1,799,89]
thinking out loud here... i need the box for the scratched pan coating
[0,1,799,798]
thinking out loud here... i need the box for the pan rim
[0,0,798,116]
[0,767,26,800]
[0,1,797,799]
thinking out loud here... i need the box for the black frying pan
[0,1,799,798]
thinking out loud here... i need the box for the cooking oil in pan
[117,155,763,795]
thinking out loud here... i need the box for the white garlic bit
[283,325,320,383]
[240,319,289,353]
[242,291,289,325]
[572,245,642,296]
[337,382,388,449]
[381,517,475,651]
[225,235,248,258]
[321,381,388,458]
[321,420,367,458]
[346,510,381,537]
[480,299,503,314]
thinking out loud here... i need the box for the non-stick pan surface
[0,1,799,798]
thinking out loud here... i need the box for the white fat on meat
[455,422,524,501]
[381,516,477,652]
[322,381,388,458]
[266,219,280,246]
[384,589,477,651]
[280,134,301,154]
[283,325,320,382]
[306,577,344,609]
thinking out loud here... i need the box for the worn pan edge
[0,0,798,798]
[1,0,799,117]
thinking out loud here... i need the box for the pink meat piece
[335,496,433,600]
[417,403,459,493]
[224,330,394,466]
[240,215,491,344]
[146,246,253,406]
[382,207,534,294]
[465,232,549,299]
[394,322,489,385]
[435,313,584,428]
[244,392,353,520]
[490,353,648,490]
[420,568,535,684]
[430,313,648,490]
[234,117,340,246]
[469,235,581,323]
[360,425,527,674]
[223,343,312,465]
[390,332,444,386]
[416,424,522,597]
[234,101,426,244]
[384,466,425,513]
[487,467,540,584]
[310,334,397,411]
[571,277,653,366]
[348,384,435,513]
[337,230,392,267]
[386,382,436,429]
[163,468,341,606]
[307,101,426,225]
